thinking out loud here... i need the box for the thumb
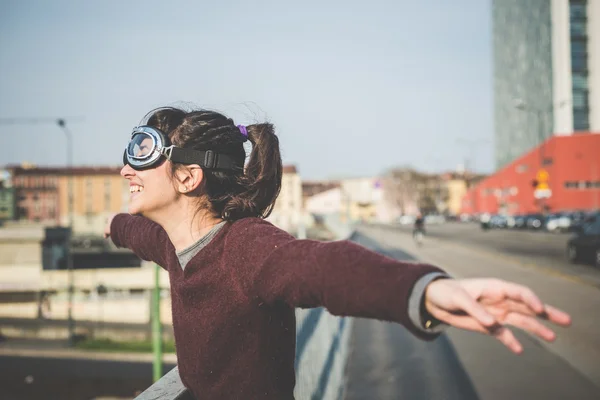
[456,293,496,327]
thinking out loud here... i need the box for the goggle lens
[127,132,156,159]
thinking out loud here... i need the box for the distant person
[413,213,425,236]
[105,107,571,399]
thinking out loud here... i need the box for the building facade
[462,132,600,215]
[267,165,303,234]
[7,165,126,233]
[493,0,600,168]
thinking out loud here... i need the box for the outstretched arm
[232,220,446,339]
[106,213,172,269]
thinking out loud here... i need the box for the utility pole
[57,119,76,346]
[152,264,163,382]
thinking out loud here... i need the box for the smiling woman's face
[120,159,178,218]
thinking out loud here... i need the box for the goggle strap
[167,147,240,170]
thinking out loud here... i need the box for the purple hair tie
[237,125,248,140]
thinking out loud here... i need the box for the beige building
[444,177,468,216]
[58,169,128,233]
[8,165,127,233]
[6,165,129,233]
[267,165,303,234]
[303,177,388,223]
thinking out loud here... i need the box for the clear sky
[0,0,494,180]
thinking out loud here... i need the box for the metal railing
[134,366,192,400]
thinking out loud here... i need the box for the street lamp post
[57,118,76,346]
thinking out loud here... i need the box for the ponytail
[218,123,282,220]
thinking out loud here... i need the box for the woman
[105,107,570,399]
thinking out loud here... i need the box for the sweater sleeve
[232,219,446,340]
[110,213,172,269]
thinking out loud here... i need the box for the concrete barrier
[294,308,352,400]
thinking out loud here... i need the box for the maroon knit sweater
[110,214,444,399]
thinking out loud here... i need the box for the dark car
[525,213,545,230]
[567,213,600,267]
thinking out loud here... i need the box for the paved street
[344,224,600,400]
[395,222,600,287]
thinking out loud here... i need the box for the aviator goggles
[123,126,242,171]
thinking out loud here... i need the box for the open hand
[424,278,572,354]
[104,213,117,239]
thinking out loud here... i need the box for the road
[398,222,600,287]
[344,224,600,400]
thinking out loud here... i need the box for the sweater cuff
[408,272,451,336]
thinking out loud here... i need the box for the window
[583,218,600,235]
[571,56,587,71]
[104,179,111,211]
[573,110,590,130]
[564,181,578,189]
[86,179,93,213]
[542,158,553,166]
[570,3,586,20]
[570,21,587,37]
[573,91,588,108]
[571,40,587,54]
[572,75,588,90]
[516,164,528,173]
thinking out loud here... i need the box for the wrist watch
[420,277,448,332]
[420,299,444,330]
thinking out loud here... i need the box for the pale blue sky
[0,0,493,179]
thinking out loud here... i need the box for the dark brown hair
[145,107,282,221]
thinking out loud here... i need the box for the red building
[461,133,600,215]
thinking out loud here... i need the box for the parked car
[546,213,568,233]
[568,211,592,232]
[525,213,545,230]
[513,215,527,229]
[567,213,600,267]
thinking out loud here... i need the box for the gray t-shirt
[176,220,227,269]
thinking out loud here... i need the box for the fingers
[504,312,556,342]
[430,307,524,354]
[492,281,572,327]
[500,281,544,314]
[543,305,572,327]
[454,292,496,327]
[492,325,523,354]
